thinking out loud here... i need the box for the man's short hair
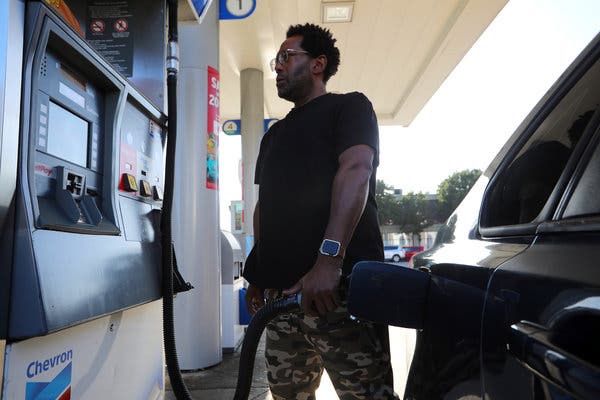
[287,23,340,83]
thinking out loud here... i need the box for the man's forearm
[284,145,374,314]
[322,145,373,255]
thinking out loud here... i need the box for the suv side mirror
[347,261,430,329]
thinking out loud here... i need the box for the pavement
[165,326,416,400]
[165,333,272,400]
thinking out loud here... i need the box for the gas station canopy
[219,0,507,126]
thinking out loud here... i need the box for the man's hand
[283,255,342,316]
[245,284,265,315]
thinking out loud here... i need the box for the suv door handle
[508,321,600,399]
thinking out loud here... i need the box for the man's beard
[277,68,312,103]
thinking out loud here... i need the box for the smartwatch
[319,239,342,258]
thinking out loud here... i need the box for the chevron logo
[25,362,71,400]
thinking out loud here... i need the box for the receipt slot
[0,1,169,398]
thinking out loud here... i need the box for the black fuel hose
[234,295,302,400]
[161,0,193,399]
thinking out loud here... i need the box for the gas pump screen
[47,101,89,167]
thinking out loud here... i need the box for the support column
[171,0,222,370]
[240,68,263,246]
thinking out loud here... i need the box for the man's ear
[312,55,328,75]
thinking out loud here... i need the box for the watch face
[321,239,341,256]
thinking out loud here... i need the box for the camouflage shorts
[265,302,399,400]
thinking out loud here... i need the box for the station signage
[222,118,279,135]
[219,0,257,20]
[207,66,220,190]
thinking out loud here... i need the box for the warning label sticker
[90,19,105,33]
[114,18,128,32]
[86,1,134,77]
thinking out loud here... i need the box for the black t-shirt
[243,92,384,289]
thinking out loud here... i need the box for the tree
[375,170,481,240]
[398,192,428,237]
[437,169,482,219]
[375,180,439,234]
[375,179,401,225]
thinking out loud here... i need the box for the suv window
[563,131,600,218]
[481,56,600,228]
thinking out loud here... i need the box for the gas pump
[0,0,184,398]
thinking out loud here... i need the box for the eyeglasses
[270,49,310,71]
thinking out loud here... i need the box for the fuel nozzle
[274,292,301,307]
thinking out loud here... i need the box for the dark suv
[348,32,600,399]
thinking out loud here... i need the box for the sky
[218,0,600,229]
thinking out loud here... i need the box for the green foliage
[375,180,401,225]
[375,180,432,234]
[375,169,482,235]
[437,169,482,219]
[397,192,427,235]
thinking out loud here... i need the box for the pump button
[140,180,152,197]
[153,185,163,201]
[123,173,138,192]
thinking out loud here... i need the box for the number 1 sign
[219,0,256,20]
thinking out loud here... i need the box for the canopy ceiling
[218,0,507,126]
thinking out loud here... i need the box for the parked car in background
[402,246,424,260]
[383,245,405,262]
[348,32,600,400]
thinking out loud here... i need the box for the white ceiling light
[322,2,354,23]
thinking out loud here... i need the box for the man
[243,23,398,400]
